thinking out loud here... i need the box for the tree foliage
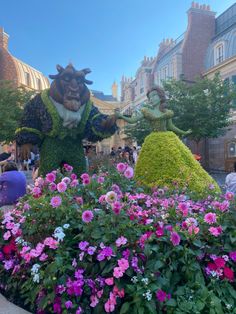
[124,117,152,145]
[0,81,33,143]
[164,74,236,143]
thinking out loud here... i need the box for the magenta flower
[118,258,129,271]
[116,162,127,173]
[204,212,217,224]
[113,267,124,278]
[156,290,167,302]
[57,181,67,193]
[65,301,73,309]
[229,252,236,262]
[97,176,105,184]
[82,210,94,223]
[83,177,91,185]
[63,163,73,172]
[124,166,134,179]
[170,232,181,246]
[50,196,62,208]
[45,172,56,183]
[105,277,114,285]
[209,226,222,237]
[81,173,89,180]
[49,182,57,192]
[71,173,77,180]
[87,246,96,255]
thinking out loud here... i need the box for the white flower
[131,276,138,283]
[53,226,65,242]
[15,237,23,244]
[141,278,149,285]
[31,264,40,274]
[143,290,152,301]
[33,273,40,283]
[222,255,229,261]
[63,224,70,229]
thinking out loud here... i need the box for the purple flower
[78,241,89,251]
[124,166,134,179]
[57,181,67,193]
[156,289,168,302]
[65,301,73,309]
[229,252,236,262]
[82,210,94,223]
[87,246,96,255]
[170,232,181,246]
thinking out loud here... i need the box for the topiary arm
[167,119,191,136]
[116,112,143,124]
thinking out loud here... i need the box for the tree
[124,117,152,145]
[163,74,236,147]
[0,81,33,143]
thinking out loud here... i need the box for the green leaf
[120,302,130,314]
[166,298,177,307]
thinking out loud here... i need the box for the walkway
[0,294,31,314]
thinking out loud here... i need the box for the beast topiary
[16,64,118,175]
[117,86,220,195]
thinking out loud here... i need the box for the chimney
[0,27,9,50]
[112,81,118,100]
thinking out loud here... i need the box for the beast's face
[49,64,93,112]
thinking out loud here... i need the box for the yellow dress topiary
[135,131,220,195]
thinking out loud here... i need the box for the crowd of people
[109,146,141,165]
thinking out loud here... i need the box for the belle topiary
[117,86,220,195]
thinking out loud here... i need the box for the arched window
[227,141,236,157]
[214,42,225,65]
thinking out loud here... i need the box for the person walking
[225,162,236,194]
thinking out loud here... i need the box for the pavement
[0,294,31,314]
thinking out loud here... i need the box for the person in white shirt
[225,162,236,193]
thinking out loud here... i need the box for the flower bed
[0,163,236,313]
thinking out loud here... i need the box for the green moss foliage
[135,131,220,195]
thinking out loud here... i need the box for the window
[227,142,236,157]
[24,72,30,86]
[37,78,41,90]
[214,43,224,65]
[162,66,168,81]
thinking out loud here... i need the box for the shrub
[0,163,235,313]
[135,131,220,196]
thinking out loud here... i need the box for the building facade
[120,2,236,171]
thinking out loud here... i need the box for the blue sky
[1,0,235,95]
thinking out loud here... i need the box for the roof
[12,56,50,90]
[91,89,117,101]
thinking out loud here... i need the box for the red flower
[223,267,234,282]
[207,262,217,271]
[2,239,16,255]
[214,257,225,268]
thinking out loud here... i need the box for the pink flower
[97,176,105,184]
[225,192,234,200]
[45,172,56,183]
[50,196,62,208]
[188,226,199,235]
[75,197,83,205]
[90,295,99,307]
[83,177,91,185]
[156,226,164,237]
[112,201,122,215]
[70,179,79,187]
[104,299,115,313]
[63,164,73,172]
[44,237,58,249]
[57,182,67,193]
[49,182,57,192]
[62,177,71,185]
[105,191,117,204]
[39,253,48,261]
[81,173,89,180]
[124,166,134,179]
[105,277,114,286]
[3,231,11,240]
[156,289,167,302]
[223,267,234,282]
[82,210,94,223]
[116,163,126,173]
[118,258,129,271]
[87,246,96,255]
[76,307,82,314]
[170,232,181,246]
[98,195,106,204]
[204,212,217,224]
[209,226,222,237]
[115,236,128,247]
[113,286,125,298]
[71,173,77,180]
[113,267,124,278]
[32,187,42,198]
[178,202,189,217]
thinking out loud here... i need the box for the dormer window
[24,72,30,86]
[214,43,225,65]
